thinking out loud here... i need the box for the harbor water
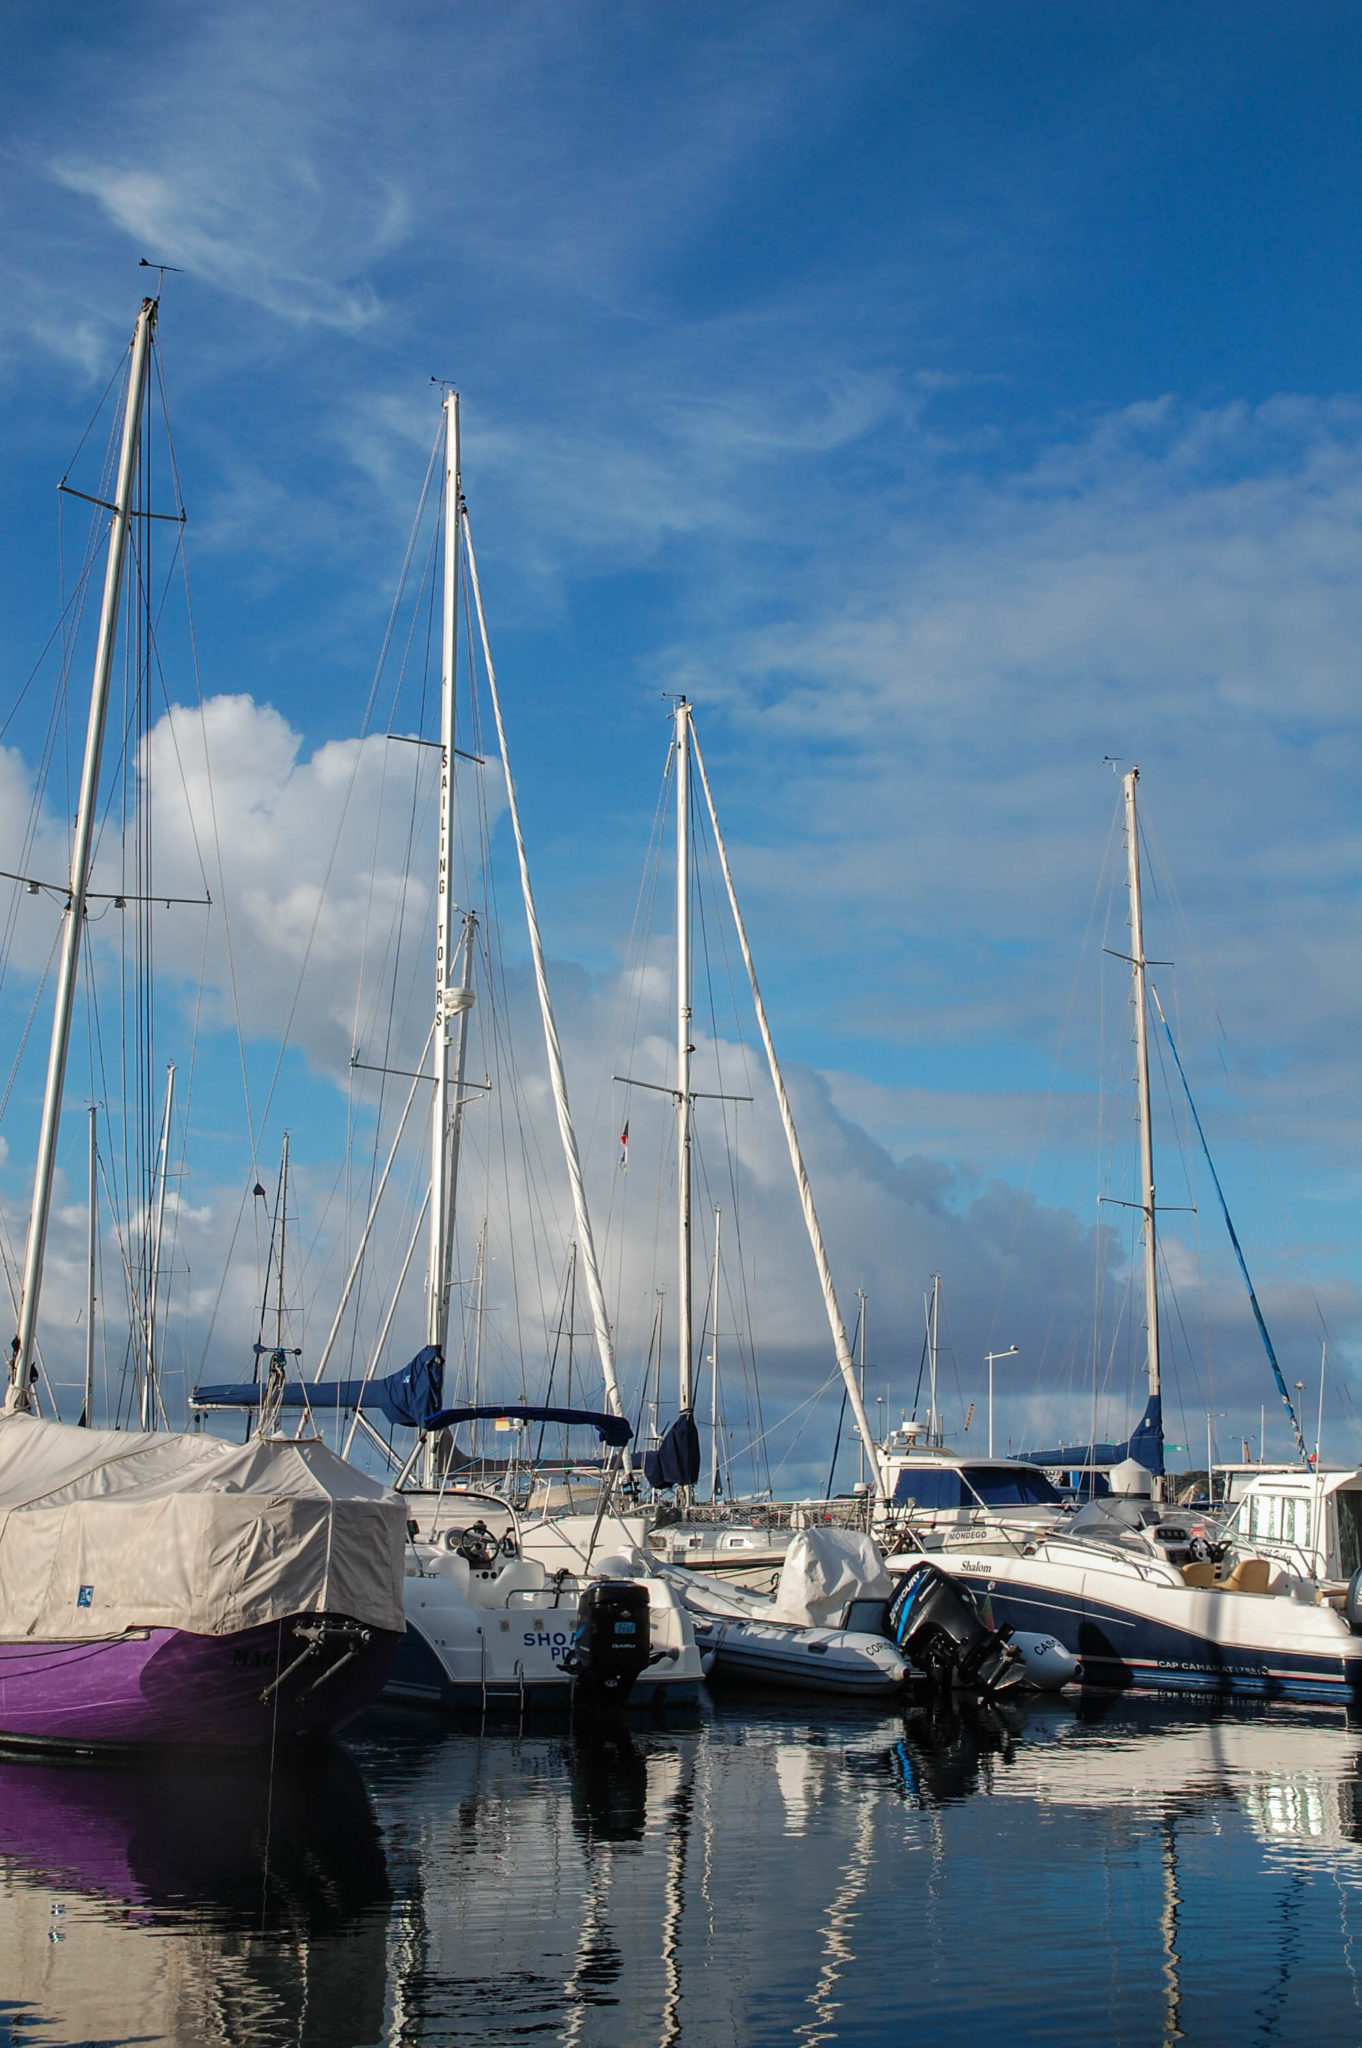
[4,1692,1362,2044]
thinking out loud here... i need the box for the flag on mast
[618,1120,629,1169]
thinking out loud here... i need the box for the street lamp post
[1206,1411,1225,1503]
[986,1346,1019,1459]
[1296,1381,1308,1470]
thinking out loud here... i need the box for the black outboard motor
[886,1561,1025,1694]
[567,1580,653,1716]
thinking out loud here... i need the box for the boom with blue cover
[193,1345,444,1429]
[422,1403,634,1448]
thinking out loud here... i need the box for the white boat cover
[769,1528,892,1626]
[0,1415,406,1640]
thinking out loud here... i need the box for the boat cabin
[875,1440,1067,1545]
[1228,1466,1362,1584]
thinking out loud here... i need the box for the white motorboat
[926,1475,1362,1702]
[390,1484,704,1714]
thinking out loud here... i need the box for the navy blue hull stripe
[960,1577,1362,1701]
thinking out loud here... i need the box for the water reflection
[0,1747,388,2048]
[569,1728,651,1845]
[6,1696,1362,2045]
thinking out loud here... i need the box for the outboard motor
[885,1562,1025,1695]
[567,1580,652,1715]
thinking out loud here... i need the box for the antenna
[138,257,184,298]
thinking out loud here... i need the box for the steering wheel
[454,1521,501,1569]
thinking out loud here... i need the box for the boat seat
[1181,1561,1216,1588]
[1220,1557,1272,1595]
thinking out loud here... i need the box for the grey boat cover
[0,1415,406,1641]
[769,1528,892,1627]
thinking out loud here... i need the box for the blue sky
[0,2,1358,1471]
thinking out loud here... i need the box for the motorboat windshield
[1067,1496,1150,1538]
[891,1462,1064,1511]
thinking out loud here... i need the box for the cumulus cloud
[0,684,1352,1484]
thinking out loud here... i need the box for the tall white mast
[675,700,695,1418]
[689,719,891,1505]
[444,910,477,1268]
[427,393,465,1363]
[1123,767,1161,1440]
[708,1205,722,1503]
[142,1061,175,1431]
[857,1290,867,1488]
[82,1107,98,1428]
[925,1269,933,1449]
[9,297,157,1413]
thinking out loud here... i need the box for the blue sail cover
[422,1403,634,1448]
[193,1345,445,1430]
[644,1411,702,1489]
[1021,1393,1164,1478]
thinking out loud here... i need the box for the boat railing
[668,1498,871,1535]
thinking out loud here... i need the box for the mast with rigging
[1122,766,1163,1491]
[675,698,695,1421]
[8,298,158,1414]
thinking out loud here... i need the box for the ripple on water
[3,1693,1362,2044]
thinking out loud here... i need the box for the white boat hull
[389,1547,704,1714]
[934,1547,1362,1702]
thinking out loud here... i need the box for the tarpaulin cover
[1021,1393,1165,1479]
[0,1414,407,1642]
[644,1412,701,1489]
[769,1528,892,1627]
[423,1402,633,1448]
[193,1345,444,1429]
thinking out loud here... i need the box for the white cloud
[0,684,1352,1484]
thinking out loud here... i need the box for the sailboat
[919,767,1362,1700]
[197,390,703,1714]
[0,296,407,1748]
[616,699,890,1538]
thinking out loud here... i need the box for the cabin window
[1336,1494,1362,1579]
[892,1469,968,1509]
[962,1467,1064,1509]
[1249,1494,1279,1543]
[1248,1493,1312,1549]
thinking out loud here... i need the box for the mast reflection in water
[8,1696,1362,2043]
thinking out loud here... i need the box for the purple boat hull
[0,1614,401,1751]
